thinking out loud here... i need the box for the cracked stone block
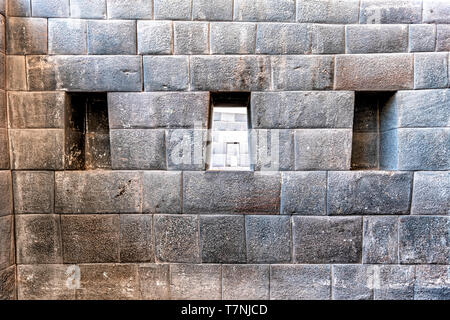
[143,171,182,214]
[409,24,436,52]
[210,22,256,54]
[166,129,206,170]
[7,0,31,16]
[88,20,136,55]
[414,53,449,89]
[359,0,422,24]
[363,217,398,264]
[13,171,54,214]
[234,0,295,22]
[411,171,449,215]
[0,171,12,216]
[192,0,232,20]
[423,0,450,23]
[311,24,345,54]
[414,265,450,300]
[70,0,106,18]
[346,25,408,53]
[48,19,87,54]
[222,265,269,300]
[143,56,189,91]
[174,22,209,54]
[7,17,47,54]
[0,215,13,270]
[6,56,26,90]
[154,0,191,20]
[0,266,15,300]
[120,214,154,263]
[297,0,359,23]
[137,21,172,55]
[106,0,152,19]
[256,23,310,54]
[170,264,221,300]
[139,264,169,300]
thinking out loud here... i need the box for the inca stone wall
[0,0,449,300]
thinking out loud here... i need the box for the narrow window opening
[65,93,111,170]
[207,92,251,171]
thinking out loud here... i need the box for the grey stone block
[332,265,374,300]
[137,21,172,55]
[0,129,8,169]
[375,265,415,300]
[70,0,106,18]
[293,216,362,263]
[8,92,65,128]
[27,55,142,91]
[200,215,246,263]
[143,56,189,91]
[9,129,64,170]
[193,0,232,20]
[7,17,47,54]
[351,132,379,169]
[87,20,136,55]
[297,0,359,23]
[327,171,413,215]
[154,0,191,20]
[0,266,15,300]
[61,214,120,263]
[170,264,221,300]
[110,129,166,170]
[0,171,12,216]
[234,0,295,21]
[363,217,398,264]
[360,0,422,24]
[154,215,200,263]
[399,216,449,264]
[166,129,206,170]
[48,19,87,54]
[270,265,331,300]
[210,22,256,54]
[190,55,271,91]
[414,53,449,89]
[55,171,142,214]
[423,0,450,23]
[143,171,182,214]
[0,215,13,270]
[108,92,209,129]
[412,171,449,215]
[346,25,408,54]
[7,56,26,91]
[16,214,62,264]
[311,24,345,54]
[253,129,295,171]
[256,23,310,54]
[414,265,450,300]
[294,129,352,170]
[7,0,31,16]
[13,171,54,214]
[31,0,69,17]
[120,215,154,263]
[246,215,291,263]
[281,171,327,215]
[222,265,269,300]
[174,22,209,54]
[139,264,170,300]
[106,0,152,19]
[409,24,436,52]
[183,171,281,214]
[251,91,353,128]
[436,24,450,51]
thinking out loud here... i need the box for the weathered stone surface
[399,216,449,264]
[414,53,449,89]
[363,217,398,264]
[61,215,120,263]
[256,23,310,54]
[154,0,191,20]
[414,265,450,300]
[143,56,189,91]
[253,129,295,171]
[13,171,54,214]
[88,20,136,54]
[281,171,327,215]
[423,0,450,23]
[0,16,4,52]
[7,0,31,16]
[311,24,345,54]
[120,215,154,263]
[294,129,352,170]
[154,215,200,263]
[190,55,270,91]
[137,21,172,55]
[106,0,152,19]
[335,54,414,90]
[251,91,353,128]
[346,25,408,53]
[327,171,412,215]
[411,171,449,215]
[55,171,141,213]
[360,0,422,24]
[77,264,139,300]
[0,53,4,90]
[436,24,450,52]
[31,0,69,17]
[183,171,280,214]
[6,55,26,90]
[170,264,221,300]
[332,265,374,300]
[293,216,362,263]
[166,129,206,170]
[0,171,12,216]
[139,264,169,300]
[192,0,232,20]
[0,215,13,270]
[246,215,291,263]
[27,55,142,91]
[297,0,359,23]
[234,0,295,21]
[223,265,269,300]
[48,19,87,54]
[351,132,379,169]
[409,24,436,52]
[108,92,209,129]
[7,17,47,54]
[70,0,106,18]
[270,265,331,300]
[0,129,8,169]
[0,91,5,128]
[110,129,166,170]
[0,266,15,300]
[174,22,209,54]
[143,171,182,214]
[375,265,415,300]
[8,92,65,128]
[210,22,256,54]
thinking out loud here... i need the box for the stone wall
[1,0,449,300]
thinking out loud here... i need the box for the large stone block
[154,215,200,263]
[0,215,13,270]
[346,25,408,53]
[190,55,270,91]
[414,53,449,89]
[48,19,87,54]
[166,129,206,170]
[174,22,209,54]
[246,215,291,263]
[0,129,8,169]
[8,92,65,128]
[120,214,154,263]
[7,17,47,54]
[154,0,191,20]
[270,265,331,300]
[411,172,449,215]
[27,55,142,91]
[137,21,172,55]
[0,171,12,216]
[399,216,449,264]
[7,0,31,16]
[210,22,256,54]
[139,264,170,300]
[334,54,414,90]
[183,171,280,214]
[106,0,152,19]
[6,55,26,90]
[363,217,398,264]
[256,23,310,54]
[409,24,436,52]
[327,171,413,215]
[360,0,422,24]
[16,214,62,264]
[414,265,450,300]
[61,215,120,263]
[31,0,69,17]
[70,0,106,18]
[294,129,352,170]
[55,171,142,213]
[87,20,136,55]
[297,0,359,23]
[311,24,345,54]
[192,0,232,20]
[143,56,189,91]
[170,264,221,300]
[423,0,450,23]
[0,266,15,300]
[253,129,295,171]
[222,265,269,300]
[143,171,182,214]
[234,0,295,21]
[13,171,54,214]
[436,24,450,52]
